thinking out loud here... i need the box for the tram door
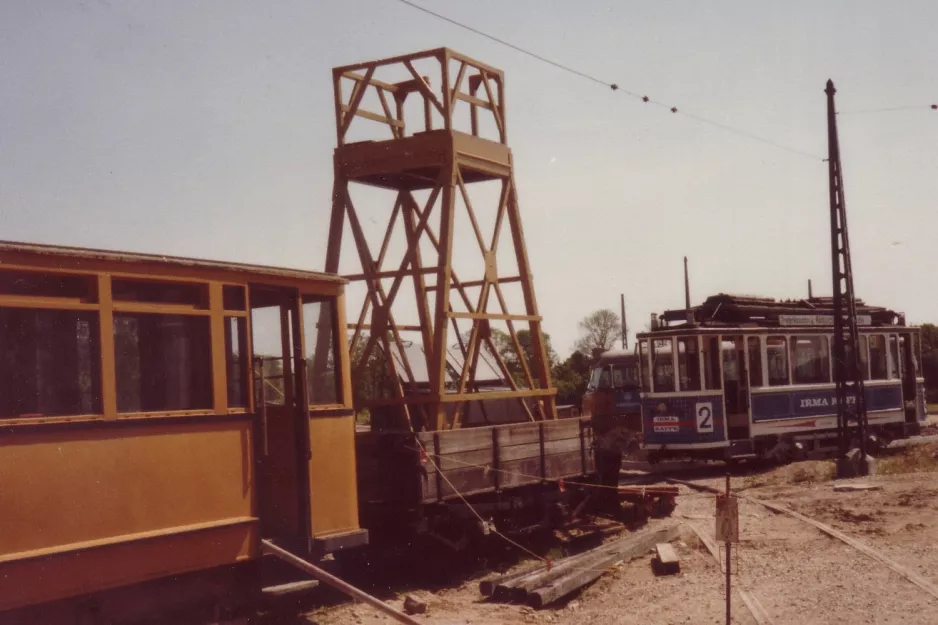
[721,335,751,440]
[250,286,312,544]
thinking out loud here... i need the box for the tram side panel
[749,382,906,439]
[0,418,257,615]
[640,392,728,450]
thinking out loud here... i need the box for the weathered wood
[527,525,680,608]
[738,589,774,625]
[479,561,545,596]
[261,540,422,625]
[261,579,319,597]
[833,483,882,492]
[652,543,680,575]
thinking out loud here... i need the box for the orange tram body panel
[0,241,366,619]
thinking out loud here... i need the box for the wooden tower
[323,48,556,431]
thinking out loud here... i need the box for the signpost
[715,475,739,625]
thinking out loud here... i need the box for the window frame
[766,335,790,387]
[790,334,832,385]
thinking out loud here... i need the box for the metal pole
[683,256,691,310]
[261,540,424,625]
[808,279,813,299]
[620,294,627,350]
[725,473,731,625]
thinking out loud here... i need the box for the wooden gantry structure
[324,47,556,431]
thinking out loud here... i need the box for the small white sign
[716,494,739,543]
[779,314,873,326]
[653,425,680,433]
[696,402,714,433]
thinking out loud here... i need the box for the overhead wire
[839,105,938,115]
[394,0,825,161]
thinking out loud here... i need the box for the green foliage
[552,351,592,407]
[575,309,623,356]
[922,324,938,402]
[490,328,557,388]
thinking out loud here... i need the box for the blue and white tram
[636,294,927,462]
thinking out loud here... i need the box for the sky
[1,0,936,358]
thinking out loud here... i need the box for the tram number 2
[695,402,714,433]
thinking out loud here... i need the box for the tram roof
[0,240,346,285]
[647,292,905,332]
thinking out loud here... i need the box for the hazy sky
[1,0,935,356]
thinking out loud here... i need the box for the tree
[921,324,938,402]
[552,351,592,408]
[575,309,623,356]
[491,328,556,387]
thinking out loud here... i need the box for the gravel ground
[303,453,938,625]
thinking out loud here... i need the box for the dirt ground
[301,444,938,625]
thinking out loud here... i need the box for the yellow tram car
[0,241,367,622]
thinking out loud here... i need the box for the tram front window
[588,367,608,390]
[588,364,638,391]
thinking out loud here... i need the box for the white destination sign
[779,314,872,327]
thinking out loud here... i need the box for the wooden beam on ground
[652,542,680,575]
[527,525,680,608]
[260,540,423,625]
[738,589,773,625]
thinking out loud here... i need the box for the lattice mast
[825,79,868,464]
[323,48,556,431]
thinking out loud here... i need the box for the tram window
[791,336,830,384]
[303,298,340,405]
[613,363,640,387]
[225,317,248,408]
[0,269,97,301]
[766,336,789,386]
[859,335,870,380]
[0,308,101,418]
[869,335,888,380]
[112,278,208,308]
[223,285,247,311]
[914,334,923,376]
[889,335,900,379]
[251,304,287,406]
[747,337,763,387]
[114,313,213,412]
[702,337,722,390]
[651,339,674,393]
[677,337,701,391]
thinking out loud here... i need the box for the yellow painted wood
[97,274,118,419]
[0,420,254,557]
[307,414,360,537]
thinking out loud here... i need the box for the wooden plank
[341,105,405,128]
[422,464,494,503]
[498,457,542,489]
[97,274,117,419]
[448,311,541,322]
[497,423,541,448]
[261,580,320,597]
[480,561,546,596]
[527,525,680,608]
[543,451,588,480]
[542,418,583,439]
[423,447,493,474]
[652,543,680,575]
[738,590,774,625]
[454,91,494,110]
[340,71,400,94]
[208,282,229,414]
